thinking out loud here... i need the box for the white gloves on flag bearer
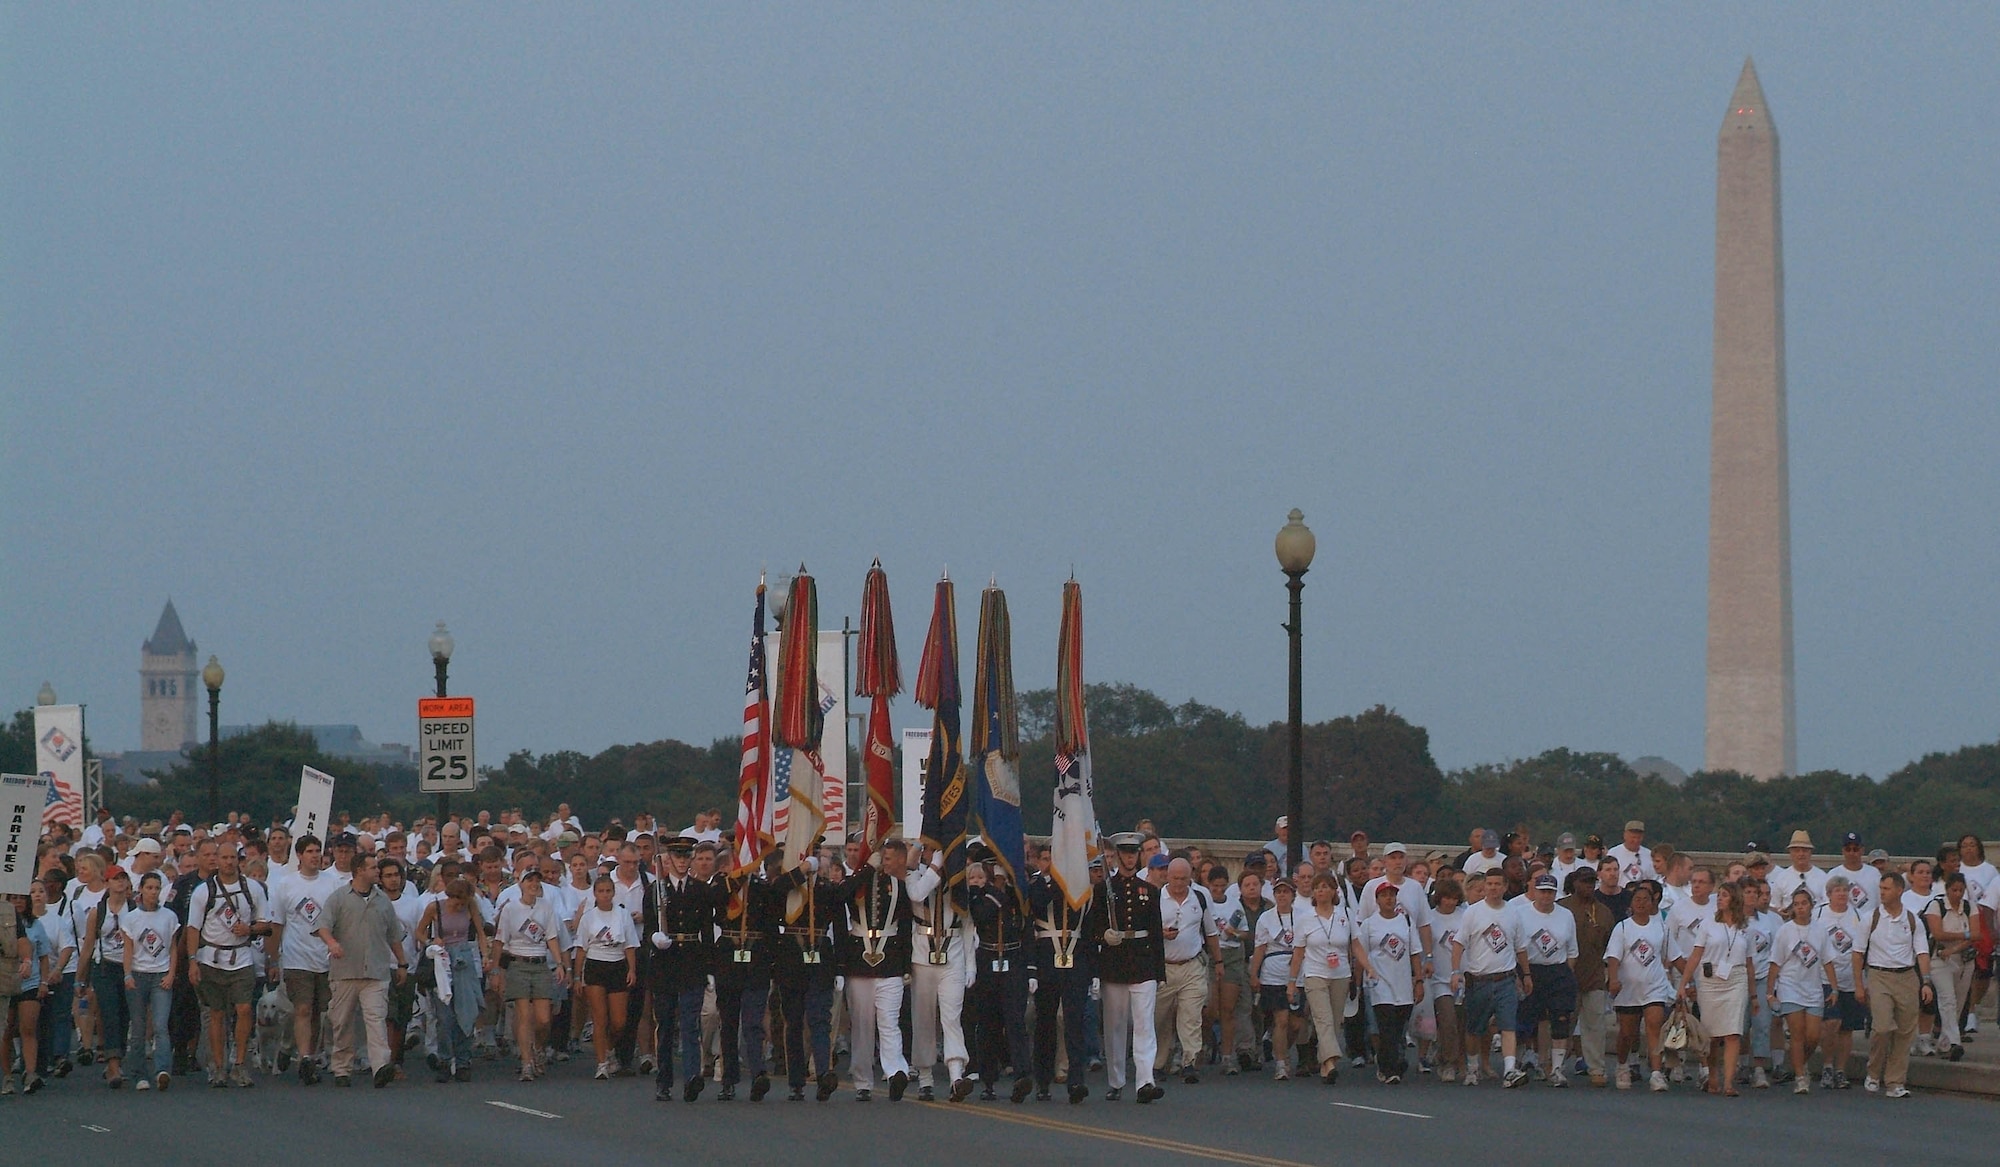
[653,932,673,950]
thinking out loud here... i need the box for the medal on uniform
[926,889,950,964]
[860,871,899,969]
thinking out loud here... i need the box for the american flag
[770,745,792,841]
[43,771,83,828]
[731,586,773,874]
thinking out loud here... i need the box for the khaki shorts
[503,958,554,1001]
[197,963,259,1010]
[284,969,332,1016]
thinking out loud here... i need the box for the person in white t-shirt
[1288,873,1363,1085]
[572,875,639,1079]
[270,836,341,1083]
[185,845,274,1086]
[1549,834,1588,892]
[1517,873,1580,1086]
[120,872,181,1091]
[1605,822,1653,892]
[1358,882,1424,1084]
[1768,887,1832,1094]
[1664,867,1716,966]
[1424,876,1467,1082]
[1360,844,1435,984]
[1768,830,1829,912]
[1954,834,1996,1033]
[1682,882,1753,1095]
[1450,873,1530,1087]
[1814,874,1868,1090]
[1828,834,1877,916]
[1604,880,1678,1091]
[1461,830,1504,878]
[494,868,566,1082]
[1250,879,1303,1079]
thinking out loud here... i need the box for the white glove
[1028,977,1038,994]
[1089,978,1101,1001]
[652,931,671,950]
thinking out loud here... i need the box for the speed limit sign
[418,696,476,793]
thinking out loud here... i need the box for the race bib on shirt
[1376,930,1407,962]
[1628,937,1659,968]
[1826,925,1858,959]
[1790,941,1820,970]
[292,895,324,928]
[1478,923,1510,954]
[137,926,171,961]
[1528,927,1564,963]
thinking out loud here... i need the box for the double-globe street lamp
[430,621,455,828]
[1275,508,1317,876]
[202,655,225,825]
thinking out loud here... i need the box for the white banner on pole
[767,629,851,842]
[294,766,336,842]
[0,773,51,897]
[899,728,931,843]
[32,704,86,830]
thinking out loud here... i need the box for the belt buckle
[863,950,885,968]
[928,951,950,966]
[733,949,753,964]
[1054,953,1074,969]
[992,958,1010,973]
[802,951,821,965]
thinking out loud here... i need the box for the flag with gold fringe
[1048,577,1098,910]
[916,572,968,899]
[968,581,1026,909]
[773,568,827,872]
[855,559,900,865]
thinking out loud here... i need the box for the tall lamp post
[202,656,225,825]
[429,621,455,829]
[1275,508,1316,876]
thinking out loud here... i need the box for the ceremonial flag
[33,704,86,829]
[773,569,828,870]
[915,574,968,897]
[731,580,773,875]
[1048,578,1099,910]
[854,560,901,864]
[968,582,1025,907]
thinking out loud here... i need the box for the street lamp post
[1275,508,1317,876]
[429,622,455,829]
[202,656,225,826]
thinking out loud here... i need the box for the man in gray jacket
[315,852,408,1088]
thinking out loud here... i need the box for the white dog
[254,982,295,1075]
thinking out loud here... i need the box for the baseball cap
[1556,832,1578,849]
[332,832,357,847]
[1147,854,1170,870]
[1275,816,1289,829]
[1744,851,1771,868]
[106,865,130,881]
[1842,832,1863,847]
[1623,820,1645,833]
[1479,829,1499,849]
[1382,841,1407,856]
[1867,848,1890,863]
[1532,873,1558,890]
[1584,834,1603,847]
[132,838,162,855]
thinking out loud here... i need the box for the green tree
[115,721,391,828]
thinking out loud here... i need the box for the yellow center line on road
[949,1104,1322,1167]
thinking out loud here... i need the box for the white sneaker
[1696,1066,1710,1089]
[135,1078,151,1091]
[1864,1076,1880,1093]
[1649,1070,1668,1093]
[1273,1063,1290,1081]
[1614,1065,1632,1090]
[1912,1035,1934,1056]
[1885,1085,1911,1099]
[1547,1068,1568,1088]
[1462,1069,1479,1087]
[1793,1077,1810,1095]
[594,1061,611,1081]
[1752,1067,1769,1089]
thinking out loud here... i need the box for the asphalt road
[9,1056,1998,1165]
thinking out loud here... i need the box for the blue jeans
[129,970,173,1076]
[653,983,706,1088]
[1747,982,1773,1061]
[40,972,75,1070]
[89,964,130,1061]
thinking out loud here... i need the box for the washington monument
[1705,59,1796,779]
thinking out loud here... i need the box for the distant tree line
[14,686,1996,854]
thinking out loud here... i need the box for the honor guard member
[836,838,915,1101]
[966,844,1035,1102]
[643,836,719,1101]
[711,857,784,1101]
[1086,832,1166,1102]
[1027,850,1094,1103]
[905,842,973,1101]
[774,847,843,1101]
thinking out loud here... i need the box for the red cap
[105,865,129,881]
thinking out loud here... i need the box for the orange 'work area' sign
[419,697,475,719]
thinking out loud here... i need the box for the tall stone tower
[140,599,199,751]
[1704,59,1796,779]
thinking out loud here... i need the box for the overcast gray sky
[6,6,1996,778]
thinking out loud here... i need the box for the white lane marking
[82,1125,112,1133]
[1331,1101,1432,1119]
[485,1100,562,1119]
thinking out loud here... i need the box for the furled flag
[916,572,968,899]
[968,581,1026,908]
[1048,578,1098,910]
[730,579,773,875]
[773,568,828,870]
[854,559,900,865]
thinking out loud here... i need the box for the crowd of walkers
[4,804,1994,1107]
